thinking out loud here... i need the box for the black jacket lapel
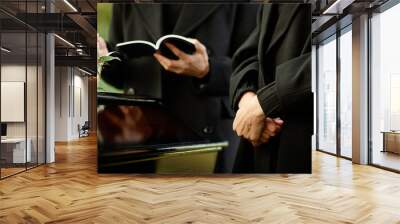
[134,4,162,41]
[258,5,273,86]
[265,4,299,54]
[173,4,220,37]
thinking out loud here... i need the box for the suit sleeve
[193,4,259,97]
[256,53,311,118]
[101,4,126,89]
[256,5,312,118]
[229,7,263,112]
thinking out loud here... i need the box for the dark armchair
[79,121,90,138]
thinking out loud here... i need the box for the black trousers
[233,118,312,173]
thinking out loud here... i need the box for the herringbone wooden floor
[1,135,400,224]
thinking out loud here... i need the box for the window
[317,35,337,154]
[1,29,28,177]
[339,27,352,158]
[312,46,317,150]
[370,2,400,171]
[0,1,47,179]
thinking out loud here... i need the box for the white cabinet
[1,138,32,163]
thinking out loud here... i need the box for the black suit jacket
[101,3,258,172]
[230,4,313,173]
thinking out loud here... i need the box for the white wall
[72,73,89,138]
[1,63,46,164]
[1,65,36,138]
[54,66,89,141]
[55,66,69,141]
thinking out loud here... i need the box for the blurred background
[97,3,122,93]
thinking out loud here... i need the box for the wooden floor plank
[0,135,400,223]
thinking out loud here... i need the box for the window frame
[367,0,400,173]
[315,24,353,161]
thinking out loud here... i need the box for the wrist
[197,61,209,79]
[239,91,256,108]
[252,95,265,117]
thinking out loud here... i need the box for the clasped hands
[233,92,284,146]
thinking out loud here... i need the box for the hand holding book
[116,35,210,79]
[153,39,210,79]
[116,34,196,58]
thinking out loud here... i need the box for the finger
[187,38,198,45]
[233,114,239,131]
[233,110,244,136]
[266,119,278,134]
[236,117,247,137]
[247,123,256,141]
[263,123,276,137]
[270,118,284,133]
[237,114,250,137]
[165,43,189,60]
[195,41,208,59]
[98,38,105,48]
[244,113,259,138]
[97,35,109,56]
[154,53,186,74]
[259,135,270,144]
[98,35,106,47]
[243,122,253,139]
[259,128,272,142]
[188,38,207,54]
[154,53,172,68]
[233,115,240,133]
[261,129,272,139]
[273,118,284,126]
[249,121,264,141]
[233,118,243,136]
[274,122,283,133]
[97,37,101,47]
[233,110,244,133]
[154,53,175,70]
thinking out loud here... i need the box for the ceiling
[0,0,97,74]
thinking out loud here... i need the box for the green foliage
[98,55,120,64]
[97,54,120,75]
[97,3,113,41]
[97,3,122,93]
[97,54,122,93]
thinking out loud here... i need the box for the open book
[116,34,196,59]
